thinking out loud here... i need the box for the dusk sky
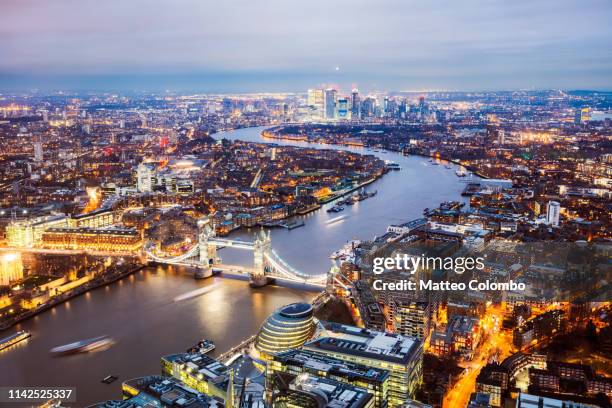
[1,0,611,92]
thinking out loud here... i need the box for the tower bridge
[144,225,328,288]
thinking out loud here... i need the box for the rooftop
[272,349,390,383]
[305,323,421,365]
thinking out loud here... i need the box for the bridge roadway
[208,238,254,250]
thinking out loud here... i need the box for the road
[443,304,514,408]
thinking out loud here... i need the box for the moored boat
[0,330,31,351]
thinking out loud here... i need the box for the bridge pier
[249,275,273,288]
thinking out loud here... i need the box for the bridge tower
[196,223,218,278]
[250,229,272,287]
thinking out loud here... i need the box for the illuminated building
[513,310,565,350]
[136,162,156,192]
[395,301,431,341]
[337,96,350,120]
[475,364,508,407]
[528,362,612,399]
[0,253,23,286]
[546,201,560,227]
[89,375,224,408]
[6,214,68,248]
[255,303,315,357]
[41,227,142,252]
[351,89,360,119]
[515,392,600,408]
[69,208,114,229]
[307,89,325,117]
[303,323,423,407]
[161,352,234,406]
[324,89,337,120]
[269,372,375,408]
[266,349,390,408]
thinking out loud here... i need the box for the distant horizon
[1,73,611,95]
[2,0,611,92]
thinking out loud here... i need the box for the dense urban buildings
[0,88,610,408]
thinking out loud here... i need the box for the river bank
[0,263,146,331]
[261,126,492,179]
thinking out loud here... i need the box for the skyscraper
[337,96,350,120]
[546,201,560,226]
[307,88,324,111]
[324,88,337,120]
[351,89,360,119]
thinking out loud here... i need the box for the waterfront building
[324,89,337,120]
[89,375,224,407]
[41,226,142,252]
[161,352,234,406]
[546,201,561,227]
[303,323,423,407]
[266,349,390,408]
[269,372,375,408]
[6,214,69,248]
[255,303,316,357]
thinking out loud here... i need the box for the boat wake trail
[173,283,220,302]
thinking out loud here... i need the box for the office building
[516,392,600,408]
[162,352,234,406]
[6,214,69,248]
[337,97,350,120]
[269,372,374,408]
[255,303,315,357]
[351,89,360,119]
[324,89,337,120]
[89,375,224,408]
[267,349,390,408]
[303,323,423,407]
[307,89,325,116]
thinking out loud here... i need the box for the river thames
[0,126,474,406]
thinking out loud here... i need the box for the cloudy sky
[1,0,611,91]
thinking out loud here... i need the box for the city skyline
[1,0,612,91]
